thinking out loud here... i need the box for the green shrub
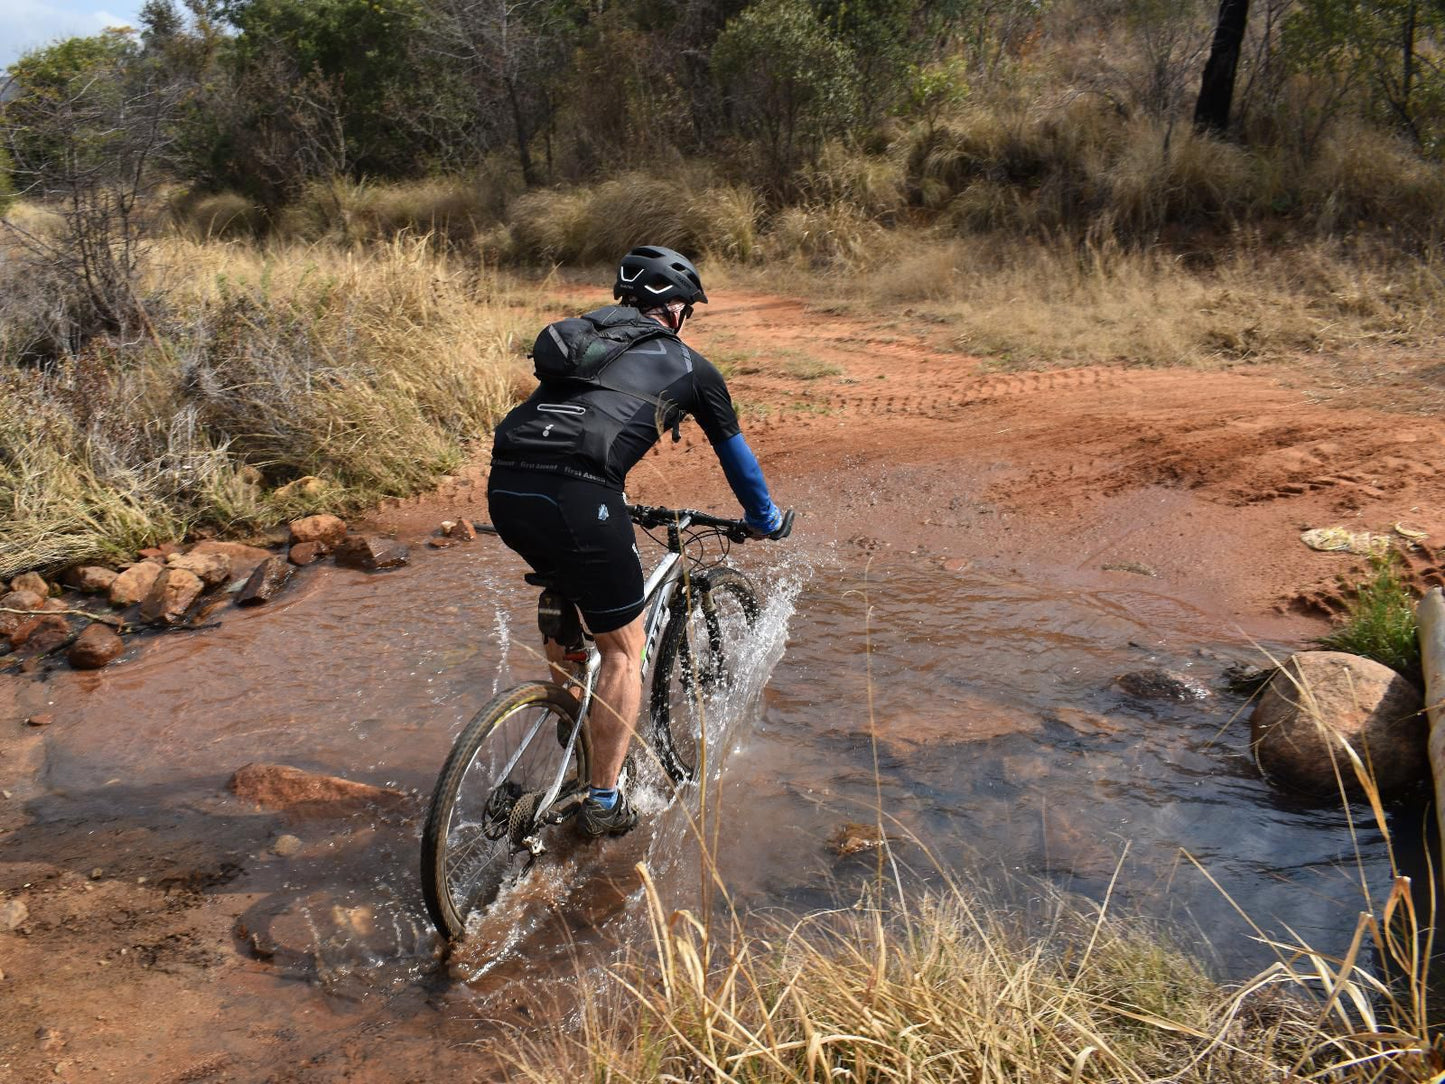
[0,147,14,216]
[1318,553,1422,683]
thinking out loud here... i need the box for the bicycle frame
[519,509,700,853]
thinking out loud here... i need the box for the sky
[1,1,146,72]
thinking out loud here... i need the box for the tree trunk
[1194,0,1252,135]
[506,77,538,187]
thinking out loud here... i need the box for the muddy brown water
[6,529,1412,1059]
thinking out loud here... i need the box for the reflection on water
[17,538,1410,1020]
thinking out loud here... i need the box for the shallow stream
[12,529,1410,1047]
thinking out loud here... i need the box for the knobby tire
[421,681,587,940]
[649,567,761,786]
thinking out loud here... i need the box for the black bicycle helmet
[612,245,708,306]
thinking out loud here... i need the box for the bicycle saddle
[523,572,558,589]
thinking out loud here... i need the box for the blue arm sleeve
[714,433,781,533]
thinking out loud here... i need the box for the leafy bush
[1318,553,1423,682]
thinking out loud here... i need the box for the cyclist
[486,244,788,838]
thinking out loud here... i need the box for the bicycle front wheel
[649,567,761,785]
[421,682,588,940]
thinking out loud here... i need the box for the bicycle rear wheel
[649,567,761,785]
[421,682,588,940]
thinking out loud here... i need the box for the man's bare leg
[585,614,645,789]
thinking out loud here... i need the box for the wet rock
[1,588,44,612]
[1251,651,1425,800]
[23,614,72,654]
[288,542,324,566]
[828,822,892,857]
[334,536,409,571]
[1047,706,1125,735]
[0,589,45,648]
[1114,669,1210,702]
[237,892,438,985]
[1042,815,1120,878]
[1222,662,1275,695]
[108,561,163,607]
[139,568,205,625]
[11,572,50,597]
[68,625,124,669]
[165,550,231,589]
[26,713,55,727]
[62,566,118,594]
[227,763,407,813]
[187,540,273,581]
[0,898,27,930]
[444,518,478,541]
[288,514,347,550]
[427,536,458,549]
[235,556,293,606]
[272,834,303,857]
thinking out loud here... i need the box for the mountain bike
[421,502,793,941]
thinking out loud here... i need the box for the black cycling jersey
[490,334,741,490]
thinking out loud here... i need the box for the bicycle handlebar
[629,503,795,542]
[471,506,793,543]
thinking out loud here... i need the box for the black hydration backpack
[530,305,674,385]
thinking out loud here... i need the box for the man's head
[613,245,707,331]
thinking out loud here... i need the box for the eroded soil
[2,288,1443,1081]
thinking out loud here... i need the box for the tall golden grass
[485,664,1441,1083]
[0,232,541,576]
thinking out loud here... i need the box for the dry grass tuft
[505,169,761,266]
[277,175,512,246]
[169,190,266,240]
[490,852,1441,1083]
[808,233,1445,368]
[0,233,542,576]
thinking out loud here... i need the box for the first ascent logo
[597,503,610,522]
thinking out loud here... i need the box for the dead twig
[0,605,125,627]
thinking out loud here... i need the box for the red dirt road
[659,292,1445,632]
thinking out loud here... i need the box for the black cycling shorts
[486,465,644,635]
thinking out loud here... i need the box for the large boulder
[1251,651,1426,800]
[139,568,205,625]
[109,561,163,607]
[289,514,347,550]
